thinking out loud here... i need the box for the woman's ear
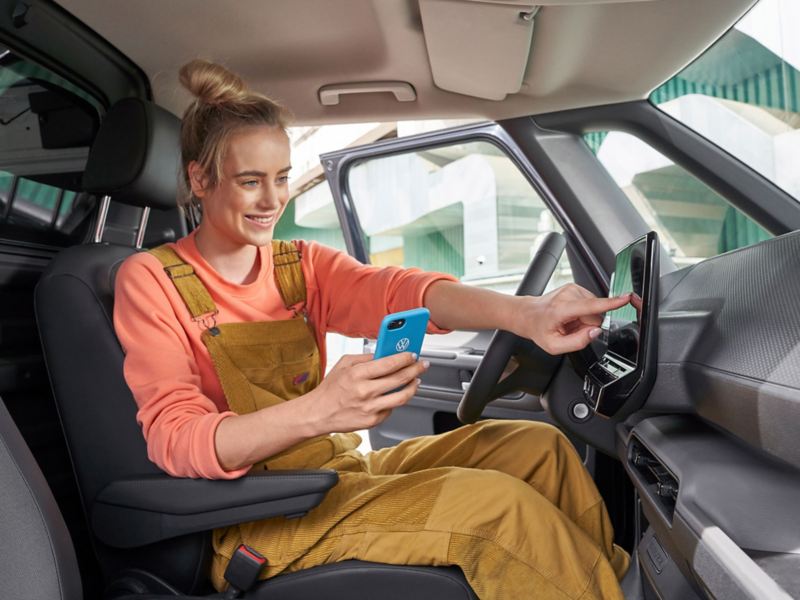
[187,161,209,199]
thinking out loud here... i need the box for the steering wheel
[457,231,567,424]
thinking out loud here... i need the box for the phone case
[374,308,430,360]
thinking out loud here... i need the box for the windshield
[649,0,800,203]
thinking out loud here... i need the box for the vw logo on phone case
[395,337,410,352]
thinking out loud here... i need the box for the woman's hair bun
[177,58,290,209]
[179,59,247,106]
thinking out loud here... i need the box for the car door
[318,123,604,453]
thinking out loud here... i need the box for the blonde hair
[178,59,290,211]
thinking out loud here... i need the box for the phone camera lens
[388,319,405,330]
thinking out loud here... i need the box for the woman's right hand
[305,352,429,434]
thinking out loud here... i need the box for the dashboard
[622,231,800,598]
[544,230,800,598]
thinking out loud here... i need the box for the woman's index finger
[561,294,631,321]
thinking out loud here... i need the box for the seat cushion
[249,560,478,600]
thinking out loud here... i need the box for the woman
[114,59,631,599]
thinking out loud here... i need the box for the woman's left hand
[511,283,631,355]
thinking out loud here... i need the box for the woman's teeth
[246,215,273,224]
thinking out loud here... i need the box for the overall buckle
[194,310,220,335]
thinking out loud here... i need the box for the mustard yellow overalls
[150,241,629,600]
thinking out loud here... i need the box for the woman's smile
[244,213,277,227]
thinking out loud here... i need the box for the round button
[572,402,590,421]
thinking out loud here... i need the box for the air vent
[629,437,679,521]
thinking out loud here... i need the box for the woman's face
[190,125,292,249]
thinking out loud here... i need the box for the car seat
[0,396,84,600]
[34,97,477,599]
[1,396,482,600]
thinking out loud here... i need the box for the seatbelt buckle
[223,544,267,599]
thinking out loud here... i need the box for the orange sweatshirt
[113,231,455,479]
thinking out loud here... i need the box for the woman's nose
[257,183,281,209]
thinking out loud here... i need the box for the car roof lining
[56,0,756,125]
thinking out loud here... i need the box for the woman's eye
[242,179,259,187]
[277,175,290,184]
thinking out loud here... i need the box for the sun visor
[419,0,538,101]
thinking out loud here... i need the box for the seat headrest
[82,98,181,211]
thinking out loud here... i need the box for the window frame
[534,100,800,240]
[0,2,149,109]
[0,49,104,248]
[320,121,607,292]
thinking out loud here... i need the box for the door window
[347,140,572,294]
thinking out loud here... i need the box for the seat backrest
[34,98,212,592]
[37,97,183,504]
[36,243,157,508]
[0,398,82,600]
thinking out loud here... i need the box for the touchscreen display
[599,236,647,366]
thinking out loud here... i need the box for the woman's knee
[431,468,573,549]
[438,468,537,518]
[475,419,569,451]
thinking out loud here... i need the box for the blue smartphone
[374,308,430,360]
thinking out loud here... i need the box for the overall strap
[148,241,307,317]
[149,245,217,320]
[271,240,307,311]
